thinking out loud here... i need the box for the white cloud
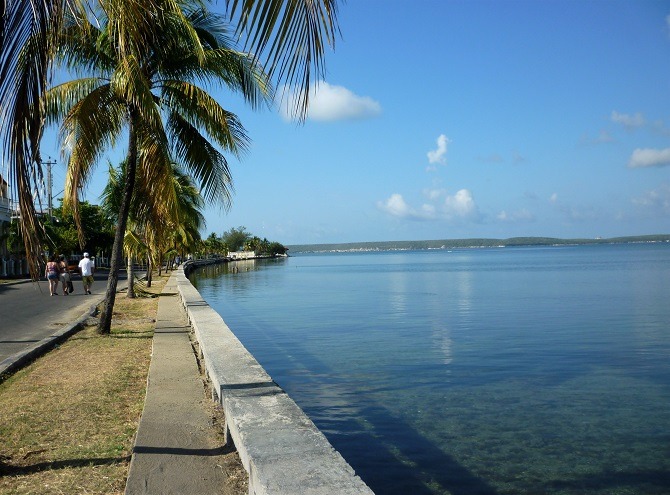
[427,134,450,164]
[279,82,381,122]
[611,110,645,129]
[378,189,480,222]
[628,147,670,168]
[443,189,477,219]
[549,193,558,203]
[423,187,446,201]
[378,193,414,218]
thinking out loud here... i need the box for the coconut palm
[43,2,270,333]
[0,0,68,277]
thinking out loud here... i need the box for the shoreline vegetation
[287,234,670,254]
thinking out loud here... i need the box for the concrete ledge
[174,268,374,495]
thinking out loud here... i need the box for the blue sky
[45,0,670,245]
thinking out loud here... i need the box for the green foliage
[202,226,287,257]
[44,201,115,256]
[220,226,251,252]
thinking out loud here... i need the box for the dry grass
[0,275,165,495]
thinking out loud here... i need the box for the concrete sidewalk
[124,273,246,495]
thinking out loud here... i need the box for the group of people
[44,252,95,296]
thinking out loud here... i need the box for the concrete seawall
[175,262,374,495]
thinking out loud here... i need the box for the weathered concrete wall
[174,266,374,495]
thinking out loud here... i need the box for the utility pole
[44,156,57,218]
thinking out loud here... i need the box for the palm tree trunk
[127,255,136,298]
[98,115,138,334]
[146,255,153,288]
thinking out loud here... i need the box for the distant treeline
[287,234,670,253]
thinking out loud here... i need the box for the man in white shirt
[78,252,95,294]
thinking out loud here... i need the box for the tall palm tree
[44,1,270,333]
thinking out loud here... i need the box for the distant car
[66,258,80,277]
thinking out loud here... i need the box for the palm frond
[167,112,236,207]
[163,81,249,154]
[226,0,340,120]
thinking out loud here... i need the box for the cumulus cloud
[378,193,415,218]
[611,110,645,129]
[378,188,480,222]
[427,134,450,164]
[443,189,477,219]
[628,148,670,168]
[279,81,381,122]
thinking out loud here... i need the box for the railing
[0,257,29,278]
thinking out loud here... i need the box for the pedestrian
[78,252,95,294]
[45,255,61,296]
[59,255,71,295]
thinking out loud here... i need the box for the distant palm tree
[101,160,205,295]
[44,2,270,333]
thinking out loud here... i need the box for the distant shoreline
[287,234,670,254]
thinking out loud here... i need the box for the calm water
[190,244,670,495]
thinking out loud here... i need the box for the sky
[42,0,670,245]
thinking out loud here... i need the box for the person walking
[45,255,61,296]
[78,252,95,294]
[59,255,71,295]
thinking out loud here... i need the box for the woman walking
[45,255,61,296]
[59,255,71,295]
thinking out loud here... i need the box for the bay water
[190,243,670,494]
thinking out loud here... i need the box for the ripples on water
[191,244,670,494]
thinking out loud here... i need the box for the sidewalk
[124,273,246,494]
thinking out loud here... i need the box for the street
[0,271,124,363]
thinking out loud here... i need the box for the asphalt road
[0,271,124,363]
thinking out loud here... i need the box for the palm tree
[44,2,270,333]
[101,160,205,294]
[3,0,341,337]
